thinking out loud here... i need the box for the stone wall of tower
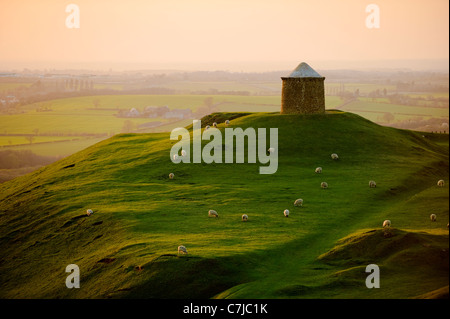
[281,77,325,114]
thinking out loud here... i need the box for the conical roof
[288,62,323,78]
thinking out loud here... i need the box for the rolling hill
[0,111,448,299]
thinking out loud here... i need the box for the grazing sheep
[208,210,219,218]
[321,182,328,189]
[369,180,377,188]
[178,245,188,255]
[437,180,445,187]
[181,150,187,157]
[430,214,437,222]
[268,147,275,154]
[225,120,230,125]
[331,153,339,160]
[213,122,217,127]
[205,125,211,130]
[86,209,93,216]
[169,173,174,179]
[242,214,248,222]
[283,209,289,217]
[315,167,322,174]
[173,154,179,161]
[294,199,303,207]
[382,220,391,228]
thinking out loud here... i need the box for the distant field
[1,137,106,157]
[325,82,397,94]
[341,99,449,123]
[0,135,84,147]
[163,81,281,94]
[0,82,34,93]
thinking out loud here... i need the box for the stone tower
[281,62,325,114]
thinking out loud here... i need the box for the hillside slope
[0,111,448,299]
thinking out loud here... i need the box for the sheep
[382,220,391,228]
[321,182,328,189]
[369,180,377,188]
[430,214,437,222]
[173,154,179,161]
[268,147,275,154]
[178,245,188,255]
[181,150,187,157]
[437,180,445,187]
[205,125,211,130]
[283,209,289,217]
[294,198,303,207]
[225,120,230,125]
[315,167,322,173]
[242,214,248,222]
[208,210,219,218]
[86,209,94,216]
[331,153,339,160]
[213,122,217,127]
[169,173,174,179]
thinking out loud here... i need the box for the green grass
[0,111,448,299]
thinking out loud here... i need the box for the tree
[382,112,395,123]
[25,135,35,144]
[121,120,135,133]
[93,98,100,109]
[204,97,214,111]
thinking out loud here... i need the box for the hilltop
[0,111,448,298]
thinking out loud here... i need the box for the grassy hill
[0,111,448,299]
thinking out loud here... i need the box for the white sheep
[430,214,437,222]
[181,150,187,157]
[268,147,275,154]
[242,214,248,222]
[213,122,217,127]
[178,245,188,255]
[437,180,445,187]
[283,209,289,217]
[208,210,219,218]
[86,209,93,216]
[315,167,322,173]
[382,220,391,228]
[369,180,376,188]
[294,199,303,207]
[169,173,174,179]
[173,154,179,161]
[225,120,230,125]
[205,125,211,130]
[321,182,328,189]
[331,153,339,160]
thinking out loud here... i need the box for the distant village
[116,106,193,120]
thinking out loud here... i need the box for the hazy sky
[0,0,448,71]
